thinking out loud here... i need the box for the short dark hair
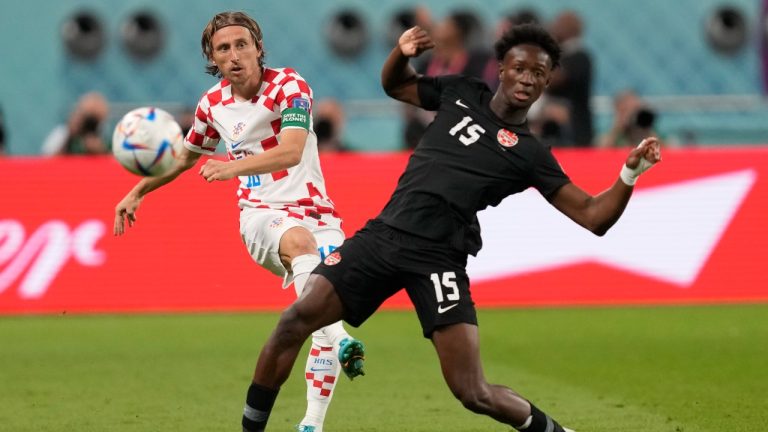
[201,11,265,77]
[494,24,561,69]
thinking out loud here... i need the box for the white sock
[517,415,533,430]
[290,254,340,430]
[300,339,340,429]
[322,321,350,355]
[291,254,351,351]
[291,254,321,298]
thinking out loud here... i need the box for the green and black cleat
[338,337,365,380]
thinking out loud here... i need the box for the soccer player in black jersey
[241,24,661,432]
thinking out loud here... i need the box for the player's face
[497,44,552,109]
[210,26,262,85]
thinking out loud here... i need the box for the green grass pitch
[2,304,767,431]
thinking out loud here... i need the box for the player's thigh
[430,322,484,392]
[239,209,304,277]
[278,226,319,261]
[402,255,477,338]
[313,225,402,328]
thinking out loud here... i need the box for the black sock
[516,403,567,432]
[242,383,279,432]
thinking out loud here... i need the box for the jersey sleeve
[416,75,468,111]
[531,143,571,199]
[276,70,313,131]
[416,75,448,111]
[184,95,220,155]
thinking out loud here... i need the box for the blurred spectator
[534,101,572,148]
[313,98,347,152]
[416,12,488,78]
[545,10,594,147]
[388,7,430,52]
[42,92,110,155]
[0,104,7,155]
[597,89,664,148]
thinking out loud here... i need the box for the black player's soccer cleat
[338,337,365,380]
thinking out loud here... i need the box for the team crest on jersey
[324,251,341,266]
[269,217,284,228]
[292,97,310,111]
[233,122,245,139]
[497,129,519,148]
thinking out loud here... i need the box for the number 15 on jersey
[449,116,486,146]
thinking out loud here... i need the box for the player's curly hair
[201,11,266,77]
[494,24,561,70]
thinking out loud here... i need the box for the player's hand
[620,137,661,185]
[626,136,662,169]
[114,194,142,236]
[199,158,235,182]
[399,26,435,58]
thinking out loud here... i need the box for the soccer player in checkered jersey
[113,11,365,432]
[237,24,662,432]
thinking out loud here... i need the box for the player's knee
[452,382,493,414]
[273,305,313,348]
[280,227,318,258]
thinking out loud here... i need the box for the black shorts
[313,219,477,338]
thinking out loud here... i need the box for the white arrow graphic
[467,169,757,287]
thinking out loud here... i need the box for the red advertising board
[1,148,767,314]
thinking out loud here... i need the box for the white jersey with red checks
[184,67,341,228]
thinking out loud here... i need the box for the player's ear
[544,67,552,87]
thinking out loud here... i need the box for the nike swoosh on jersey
[455,99,469,108]
[437,303,459,314]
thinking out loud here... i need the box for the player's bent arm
[130,146,202,198]
[548,137,661,236]
[381,46,421,106]
[548,181,632,236]
[228,128,307,177]
[381,26,435,107]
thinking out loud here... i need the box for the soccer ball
[112,107,183,176]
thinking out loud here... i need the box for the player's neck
[489,93,528,126]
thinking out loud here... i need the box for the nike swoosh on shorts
[437,303,459,314]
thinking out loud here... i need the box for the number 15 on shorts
[430,271,459,303]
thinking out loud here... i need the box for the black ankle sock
[518,403,567,432]
[241,383,279,432]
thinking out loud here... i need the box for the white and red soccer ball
[112,107,183,176]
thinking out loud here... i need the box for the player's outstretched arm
[549,137,661,236]
[381,26,435,107]
[114,147,201,235]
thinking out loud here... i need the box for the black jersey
[377,75,571,255]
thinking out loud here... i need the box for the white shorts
[239,208,345,287]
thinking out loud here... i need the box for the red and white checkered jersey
[184,67,341,228]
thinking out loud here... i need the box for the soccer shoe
[564,428,576,432]
[338,337,365,380]
[295,425,318,432]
